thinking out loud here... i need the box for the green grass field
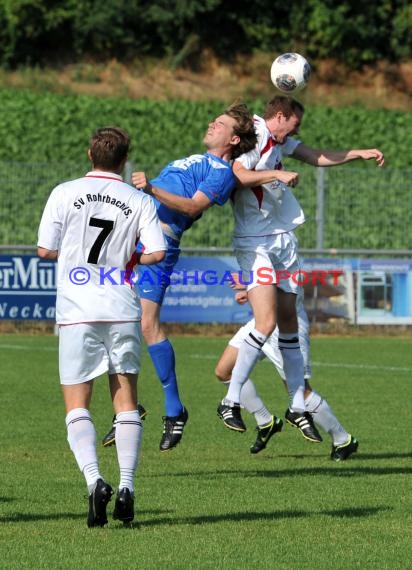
[0,333,411,569]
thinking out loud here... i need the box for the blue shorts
[136,235,181,305]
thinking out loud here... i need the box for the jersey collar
[85,170,123,181]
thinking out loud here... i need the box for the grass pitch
[0,333,411,569]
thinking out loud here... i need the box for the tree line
[0,0,410,69]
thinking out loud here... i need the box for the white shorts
[59,321,142,385]
[234,231,301,294]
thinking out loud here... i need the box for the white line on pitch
[0,343,57,351]
[185,353,412,373]
[309,361,412,373]
[1,345,410,373]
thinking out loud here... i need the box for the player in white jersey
[218,95,384,441]
[37,127,167,527]
[216,281,359,461]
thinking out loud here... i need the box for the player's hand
[274,170,299,187]
[132,171,148,190]
[359,149,385,167]
[235,291,248,305]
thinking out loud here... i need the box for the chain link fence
[1,161,411,255]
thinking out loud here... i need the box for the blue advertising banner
[0,255,56,320]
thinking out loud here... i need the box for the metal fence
[1,161,411,256]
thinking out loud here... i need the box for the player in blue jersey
[102,101,257,452]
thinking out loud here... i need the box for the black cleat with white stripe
[159,406,189,452]
[217,401,246,432]
[285,408,323,443]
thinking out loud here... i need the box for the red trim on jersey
[251,186,264,209]
[261,136,276,156]
[260,135,283,170]
[233,129,282,210]
[124,250,139,287]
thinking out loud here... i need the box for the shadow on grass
[146,464,412,479]
[0,506,389,526]
[274,451,412,460]
[138,505,390,527]
[0,512,85,523]
[0,508,171,524]
[351,451,412,460]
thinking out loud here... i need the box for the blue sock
[147,339,183,417]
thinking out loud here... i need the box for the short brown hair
[224,100,258,160]
[89,127,130,170]
[263,95,305,121]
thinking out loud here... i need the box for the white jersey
[232,114,305,238]
[38,170,167,324]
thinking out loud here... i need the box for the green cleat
[250,415,283,454]
[331,435,359,461]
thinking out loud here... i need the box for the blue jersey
[150,152,235,240]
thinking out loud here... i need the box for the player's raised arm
[292,143,385,167]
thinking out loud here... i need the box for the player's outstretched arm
[292,143,385,167]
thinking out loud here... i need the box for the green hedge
[0,89,410,168]
[0,1,411,68]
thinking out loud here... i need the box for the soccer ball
[270,53,311,93]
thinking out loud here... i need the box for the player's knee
[254,319,276,337]
[140,323,153,342]
[141,319,161,343]
[215,364,230,382]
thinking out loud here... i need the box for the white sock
[297,301,312,379]
[115,410,143,493]
[305,391,349,445]
[66,408,101,491]
[226,328,267,404]
[240,378,273,426]
[279,332,305,412]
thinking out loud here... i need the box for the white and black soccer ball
[270,53,311,93]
